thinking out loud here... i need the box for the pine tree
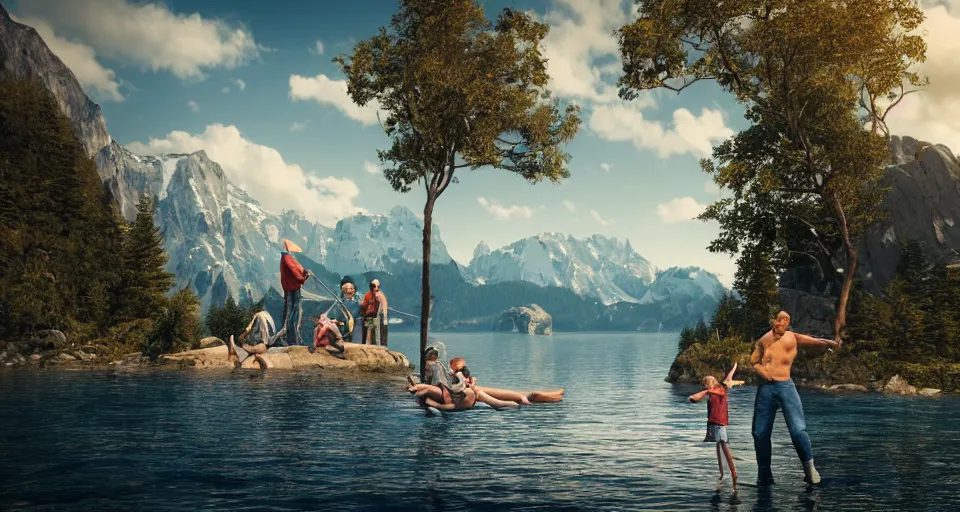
[115,196,174,322]
[0,80,123,339]
[735,244,780,339]
[144,287,202,360]
[204,294,252,341]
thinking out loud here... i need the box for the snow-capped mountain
[640,267,727,305]
[325,205,452,275]
[467,233,659,305]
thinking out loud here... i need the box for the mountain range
[0,6,730,331]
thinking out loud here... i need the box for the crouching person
[312,314,347,359]
[226,310,283,367]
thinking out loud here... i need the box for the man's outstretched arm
[795,332,842,350]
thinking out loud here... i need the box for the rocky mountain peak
[0,6,110,157]
[472,241,491,261]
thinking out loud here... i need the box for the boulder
[200,337,225,349]
[826,384,868,392]
[73,350,96,361]
[883,375,918,396]
[35,329,67,345]
[918,388,942,397]
[494,304,553,335]
[56,353,77,361]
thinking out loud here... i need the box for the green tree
[616,0,928,341]
[205,294,255,341]
[115,196,174,322]
[710,293,744,340]
[144,287,202,360]
[335,0,581,377]
[0,80,122,339]
[734,243,780,338]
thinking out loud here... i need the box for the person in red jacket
[689,363,746,491]
[273,239,311,347]
[360,278,388,346]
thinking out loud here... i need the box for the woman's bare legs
[474,386,565,404]
[475,389,519,410]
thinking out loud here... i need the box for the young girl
[689,362,745,490]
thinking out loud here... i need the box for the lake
[1,332,958,511]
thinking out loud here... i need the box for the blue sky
[10,0,960,288]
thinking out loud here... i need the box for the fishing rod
[307,273,421,319]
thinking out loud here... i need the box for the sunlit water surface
[2,332,958,511]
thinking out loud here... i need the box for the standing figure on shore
[360,279,388,346]
[273,239,311,347]
[751,311,841,486]
[334,276,362,342]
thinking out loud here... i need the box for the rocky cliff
[857,135,960,292]
[779,136,960,335]
[0,4,109,158]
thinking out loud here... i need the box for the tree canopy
[617,0,928,340]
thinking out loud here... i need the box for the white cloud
[477,197,534,220]
[540,0,630,103]
[187,100,199,112]
[221,86,230,94]
[600,162,612,173]
[590,106,734,159]
[17,0,261,80]
[563,199,577,212]
[590,209,613,226]
[289,74,382,126]
[234,78,246,91]
[126,123,364,225]
[289,121,309,132]
[885,4,960,152]
[363,160,380,174]
[12,15,123,102]
[704,180,720,194]
[538,0,733,159]
[310,40,325,55]
[656,197,708,224]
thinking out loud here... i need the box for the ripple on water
[2,332,959,511]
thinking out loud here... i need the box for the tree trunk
[419,194,437,380]
[830,196,858,342]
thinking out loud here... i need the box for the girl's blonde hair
[449,357,466,372]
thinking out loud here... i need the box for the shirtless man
[750,311,841,486]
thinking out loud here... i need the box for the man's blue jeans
[752,379,814,482]
[274,289,303,347]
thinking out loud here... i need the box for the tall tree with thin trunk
[616,0,927,340]
[336,0,581,377]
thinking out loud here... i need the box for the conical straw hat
[282,239,303,253]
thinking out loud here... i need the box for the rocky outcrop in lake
[495,304,553,335]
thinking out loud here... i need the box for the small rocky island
[494,304,553,335]
[0,330,411,373]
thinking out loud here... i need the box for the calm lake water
[2,332,958,511]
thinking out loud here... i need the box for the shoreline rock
[883,375,918,396]
[158,343,410,373]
